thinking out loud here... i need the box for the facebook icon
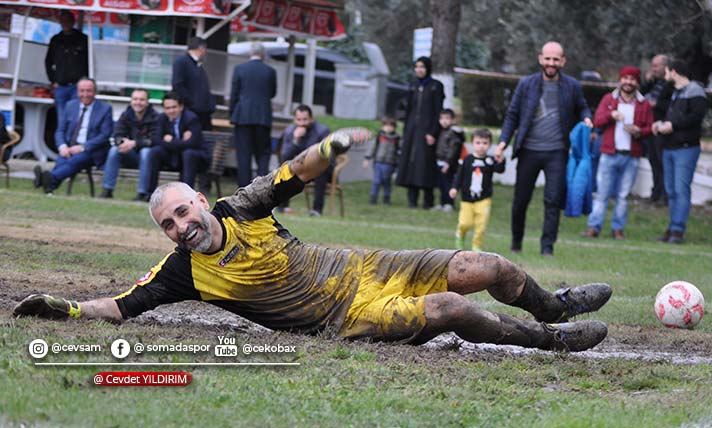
[110,339,130,359]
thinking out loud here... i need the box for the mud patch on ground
[424,324,712,365]
[0,218,172,253]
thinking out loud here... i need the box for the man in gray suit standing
[230,42,277,187]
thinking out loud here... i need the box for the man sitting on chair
[278,104,331,216]
[141,91,209,201]
[34,77,113,194]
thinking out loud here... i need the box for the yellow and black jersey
[113,163,362,335]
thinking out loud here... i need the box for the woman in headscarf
[396,56,445,209]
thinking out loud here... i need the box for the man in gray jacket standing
[230,42,277,187]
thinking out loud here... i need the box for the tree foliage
[348,0,712,83]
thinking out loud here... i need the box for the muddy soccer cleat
[543,320,608,352]
[13,294,81,320]
[554,283,612,322]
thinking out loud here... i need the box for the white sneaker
[442,204,454,213]
[308,210,322,217]
[430,204,443,211]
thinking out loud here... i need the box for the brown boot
[667,231,684,244]
[656,230,671,242]
[612,230,625,240]
[581,228,599,238]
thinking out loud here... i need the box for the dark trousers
[234,125,272,187]
[195,112,213,131]
[147,146,209,192]
[311,164,334,213]
[437,167,456,206]
[647,135,666,200]
[407,186,434,208]
[511,148,567,253]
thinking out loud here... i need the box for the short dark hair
[59,10,75,23]
[381,115,396,126]
[293,104,313,117]
[668,59,690,78]
[187,37,207,50]
[163,91,183,104]
[440,108,455,118]
[472,128,492,142]
[131,88,150,98]
[77,77,96,90]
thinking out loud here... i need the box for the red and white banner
[3,6,130,26]
[241,0,345,40]
[0,0,244,17]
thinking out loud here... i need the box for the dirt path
[0,218,173,253]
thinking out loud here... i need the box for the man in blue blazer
[34,77,112,194]
[141,91,209,201]
[172,37,215,131]
[229,42,277,187]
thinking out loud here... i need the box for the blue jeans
[102,146,151,194]
[587,153,639,232]
[663,146,701,233]
[54,84,77,122]
[370,162,395,201]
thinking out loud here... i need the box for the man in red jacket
[582,66,653,240]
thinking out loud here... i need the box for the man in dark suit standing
[142,92,209,201]
[172,37,215,131]
[34,78,112,194]
[229,42,277,187]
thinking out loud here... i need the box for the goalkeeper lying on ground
[14,128,612,352]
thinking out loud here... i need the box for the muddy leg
[446,251,565,322]
[412,292,552,348]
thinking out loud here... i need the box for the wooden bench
[66,131,232,197]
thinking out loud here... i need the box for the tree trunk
[430,0,460,109]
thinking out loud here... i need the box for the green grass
[1,171,712,427]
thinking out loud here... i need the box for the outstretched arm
[13,294,123,323]
[289,127,371,183]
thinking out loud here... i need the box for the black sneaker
[33,165,43,188]
[543,320,608,352]
[132,193,148,202]
[554,283,612,322]
[99,188,113,198]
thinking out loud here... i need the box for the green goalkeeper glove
[13,294,81,320]
[317,127,372,160]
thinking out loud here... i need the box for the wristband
[67,300,81,319]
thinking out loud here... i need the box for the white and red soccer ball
[654,281,705,329]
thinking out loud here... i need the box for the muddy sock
[509,274,565,323]
[494,314,553,349]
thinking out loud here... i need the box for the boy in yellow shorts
[450,128,506,251]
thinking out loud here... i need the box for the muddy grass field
[1,181,712,427]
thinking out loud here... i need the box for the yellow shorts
[338,249,455,343]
